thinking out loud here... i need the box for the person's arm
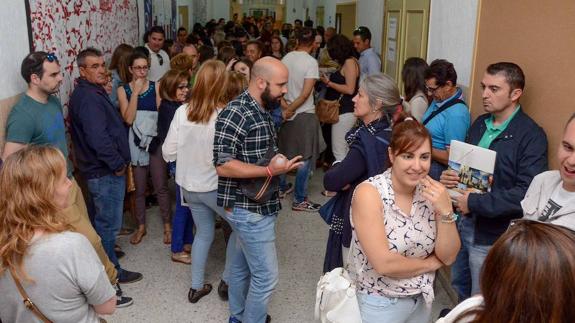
[409,96,429,123]
[420,176,460,265]
[285,78,316,113]
[431,148,450,165]
[366,53,381,76]
[467,127,548,218]
[352,183,444,278]
[162,107,181,162]
[323,58,358,95]
[117,86,137,125]
[155,82,162,109]
[1,142,26,160]
[93,296,116,315]
[323,147,366,191]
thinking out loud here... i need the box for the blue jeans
[224,207,278,323]
[87,174,126,272]
[357,292,431,323]
[171,183,194,253]
[181,189,228,290]
[451,216,492,301]
[279,159,312,203]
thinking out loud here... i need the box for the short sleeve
[305,57,319,79]
[5,107,35,144]
[70,234,115,306]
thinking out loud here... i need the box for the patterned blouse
[350,169,437,304]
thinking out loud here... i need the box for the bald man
[213,57,302,323]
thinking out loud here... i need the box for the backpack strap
[423,98,466,125]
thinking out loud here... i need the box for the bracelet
[440,211,458,224]
[265,166,273,177]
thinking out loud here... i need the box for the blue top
[359,47,381,79]
[123,81,157,112]
[422,88,470,150]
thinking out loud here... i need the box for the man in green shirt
[2,51,136,307]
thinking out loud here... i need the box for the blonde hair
[0,146,71,282]
[224,71,248,103]
[187,60,228,123]
[170,53,195,72]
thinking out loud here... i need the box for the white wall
[0,1,29,99]
[427,0,479,88]
[356,0,384,54]
[210,0,230,21]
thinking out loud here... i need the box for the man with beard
[213,57,302,323]
[68,48,144,303]
[2,51,135,307]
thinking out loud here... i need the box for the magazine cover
[447,140,497,198]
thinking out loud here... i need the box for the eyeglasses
[177,84,189,90]
[131,65,149,71]
[425,85,440,94]
[156,53,164,66]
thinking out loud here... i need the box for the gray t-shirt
[0,231,115,323]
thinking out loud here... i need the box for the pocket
[359,293,394,310]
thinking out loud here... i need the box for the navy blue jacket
[69,78,130,179]
[466,109,548,245]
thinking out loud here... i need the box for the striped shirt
[213,90,281,215]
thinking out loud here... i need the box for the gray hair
[77,47,103,67]
[360,73,403,115]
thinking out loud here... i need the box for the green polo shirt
[477,105,521,149]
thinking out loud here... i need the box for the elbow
[437,254,457,267]
[94,297,116,315]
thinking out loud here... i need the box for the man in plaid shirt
[214,57,302,323]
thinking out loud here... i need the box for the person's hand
[268,154,303,176]
[226,58,238,71]
[133,78,146,94]
[282,109,295,120]
[425,254,445,271]
[420,176,453,216]
[440,169,459,189]
[319,73,329,85]
[454,191,471,215]
[114,165,127,176]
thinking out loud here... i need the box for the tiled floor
[108,170,454,323]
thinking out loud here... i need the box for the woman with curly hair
[0,146,116,322]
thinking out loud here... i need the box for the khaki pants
[61,179,117,283]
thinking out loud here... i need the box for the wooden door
[178,6,189,31]
[336,2,357,39]
[382,0,430,86]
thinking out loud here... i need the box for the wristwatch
[440,211,458,224]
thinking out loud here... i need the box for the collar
[485,105,521,130]
[77,77,106,93]
[360,47,375,57]
[435,87,463,107]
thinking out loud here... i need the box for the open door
[336,2,356,39]
[382,0,430,88]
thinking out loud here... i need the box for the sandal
[163,224,172,245]
[183,244,192,254]
[130,227,147,245]
[321,190,337,197]
[171,252,191,265]
[188,284,212,303]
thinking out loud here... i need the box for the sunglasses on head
[156,53,164,66]
[45,52,58,62]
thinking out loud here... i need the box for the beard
[261,85,282,111]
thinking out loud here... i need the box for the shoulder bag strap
[422,98,466,125]
[9,267,53,323]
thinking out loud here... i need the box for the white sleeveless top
[350,169,437,304]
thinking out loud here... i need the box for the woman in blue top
[422,59,470,180]
[118,51,171,245]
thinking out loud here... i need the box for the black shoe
[115,250,125,259]
[188,284,212,303]
[266,315,271,323]
[228,314,270,323]
[118,269,143,284]
[439,308,452,318]
[217,280,229,301]
[114,284,134,308]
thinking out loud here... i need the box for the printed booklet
[447,140,497,198]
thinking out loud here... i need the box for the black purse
[238,140,280,203]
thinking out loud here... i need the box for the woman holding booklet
[349,114,461,322]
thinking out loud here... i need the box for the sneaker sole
[292,207,320,212]
[118,275,143,284]
[116,298,134,308]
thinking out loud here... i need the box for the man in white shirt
[279,27,324,212]
[353,26,381,80]
[145,26,170,82]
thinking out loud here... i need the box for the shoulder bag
[316,94,343,124]
[422,98,466,125]
[238,139,280,203]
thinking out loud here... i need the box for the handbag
[314,243,362,323]
[318,194,337,225]
[316,94,343,124]
[238,139,280,203]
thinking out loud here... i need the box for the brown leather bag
[316,94,343,124]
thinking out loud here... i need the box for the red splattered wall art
[28,0,139,113]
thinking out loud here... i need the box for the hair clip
[404,117,414,121]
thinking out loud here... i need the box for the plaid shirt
[213,90,281,215]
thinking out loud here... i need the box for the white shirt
[162,104,219,192]
[281,50,319,120]
[145,44,170,82]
